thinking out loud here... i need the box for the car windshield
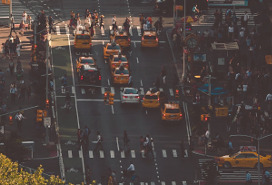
[165,109,180,113]
[114,57,127,62]
[115,69,129,75]
[76,35,90,40]
[144,95,158,100]
[107,45,121,50]
[144,36,156,40]
[115,36,128,40]
[81,59,94,64]
[124,88,138,94]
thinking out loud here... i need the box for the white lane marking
[159,88,163,92]
[81,88,86,94]
[111,105,115,115]
[129,27,133,36]
[110,150,115,158]
[184,149,188,157]
[101,87,105,94]
[79,150,83,158]
[182,181,187,185]
[111,87,115,94]
[171,181,176,185]
[118,26,122,30]
[161,182,166,185]
[72,86,75,94]
[56,26,60,35]
[101,26,105,36]
[151,182,155,185]
[121,150,125,158]
[109,26,112,30]
[89,150,94,158]
[116,137,120,151]
[131,150,136,158]
[136,26,141,36]
[140,182,145,185]
[136,57,139,64]
[140,80,143,87]
[65,24,69,35]
[169,88,174,96]
[108,79,110,85]
[99,150,104,158]
[133,42,136,48]
[139,87,144,95]
[162,149,167,158]
[68,150,73,158]
[145,110,148,115]
[172,149,178,158]
[102,40,105,45]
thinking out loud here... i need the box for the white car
[120,87,140,104]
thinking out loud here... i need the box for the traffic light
[104,91,109,103]
[9,115,13,124]
[175,89,179,99]
[45,99,49,109]
[2,0,10,5]
[108,93,114,105]
[36,109,43,122]
[201,114,210,122]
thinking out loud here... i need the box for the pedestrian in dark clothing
[94,131,103,151]
[48,16,56,34]
[9,60,14,76]
[123,130,130,152]
[140,136,144,152]
[83,125,90,147]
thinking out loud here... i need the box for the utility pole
[173,0,176,25]
[181,0,186,82]
[45,38,49,145]
[9,0,12,28]
[208,74,212,106]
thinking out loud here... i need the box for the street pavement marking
[121,150,125,158]
[72,86,75,94]
[111,87,115,94]
[140,182,145,185]
[161,182,166,185]
[118,26,122,30]
[99,150,104,158]
[101,87,105,94]
[81,88,86,94]
[151,182,155,185]
[101,26,105,36]
[56,26,60,35]
[140,80,143,87]
[171,181,176,185]
[133,41,136,48]
[108,79,110,85]
[162,149,167,158]
[184,149,188,157]
[136,26,141,36]
[139,87,144,95]
[109,26,112,31]
[131,150,136,158]
[89,150,94,158]
[159,88,163,92]
[65,24,69,35]
[172,149,178,158]
[136,57,139,64]
[68,150,73,158]
[129,27,133,36]
[182,181,187,185]
[141,150,145,158]
[79,150,83,158]
[110,150,115,158]
[111,105,115,114]
[169,88,174,96]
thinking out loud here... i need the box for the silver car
[120,87,140,104]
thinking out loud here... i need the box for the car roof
[124,87,137,91]
[79,57,94,60]
[164,103,180,109]
[143,31,157,36]
[145,90,159,96]
[82,65,98,70]
[112,54,126,58]
[107,42,120,46]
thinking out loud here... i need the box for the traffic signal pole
[9,0,12,28]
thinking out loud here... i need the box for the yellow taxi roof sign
[265,55,272,65]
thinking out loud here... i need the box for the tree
[0,153,65,184]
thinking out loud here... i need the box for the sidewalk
[0,27,59,175]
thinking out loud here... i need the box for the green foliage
[0,153,65,185]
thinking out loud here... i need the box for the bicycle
[121,170,140,185]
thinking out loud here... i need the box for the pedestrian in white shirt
[15,111,25,131]
[243,11,249,27]
[22,11,27,22]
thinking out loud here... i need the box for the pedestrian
[9,83,17,104]
[48,16,56,34]
[228,23,234,42]
[246,171,252,185]
[93,131,103,151]
[83,125,91,147]
[19,20,25,36]
[26,15,32,30]
[128,76,132,87]
[243,11,249,27]
[99,15,104,30]
[22,11,27,23]
[262,169,270,185]
[180,140,185,158]
[15,111,25,131]
[9,60,14,76]
[112,15,117,30]
[228,140,233,155]
[10,14,15,35]
[139,136,144,152]
[77,129,82,147]
[123,130,130,152]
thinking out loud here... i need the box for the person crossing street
[93,131,103,151]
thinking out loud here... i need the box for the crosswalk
[198,8,258,26]
[198,158,272,181]
[0,0,36,23]
[64,148,188,159]
[75,180,193,185]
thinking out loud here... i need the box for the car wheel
[255,163,263,169]
[223,162,231,169]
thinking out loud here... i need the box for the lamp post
[181,0,186,82]
[230,134,272,185]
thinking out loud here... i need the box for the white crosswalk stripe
[78,150,83,158]
[162,149,167,158]
[172,149,178,158]
[89,150,94,158]
[81,88,86,94]
[136,26,141,36]
[171,181,176,185]
[68,150,73,158]
[184,149,188,158]
[169,88,174,96]
[159,88,164,92]
[56,26,60,35]
[139,87,145,95]
[182,181,187,185]
[161,182,166,185]
[101,87,105,95]
[110,87,115,95]
[99,150,104,158]
[131,150,136,158]
[121,150,125,158]
[110,150,115,158]
[129,27,133,36]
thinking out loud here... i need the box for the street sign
[43,117,51,127]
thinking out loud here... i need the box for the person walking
[94,131,103,151]
[228,140,233,155]
[243,11,249,27]
[9,83,17,104]
[246,171,252,185]
[9,60,14,76]
[262,169,270,185]
[77,129,82,149]
[123,130,130,152]
[83,125,91,147]
[112,15,117,31]
[22,11,27,23]
[48,16,56,34]
[15,111,25,131]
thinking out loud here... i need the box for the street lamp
[230,134,272,185]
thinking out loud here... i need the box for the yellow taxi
[110,31,131,48]
[103,42,122,60]
[141,30,159,48]
[111,66,130,85]
[216,151,272,169]
[74,30,92,51]
[109,54,129,70]
[161,102,182,121]
[76,56,96,72]
[142,88,167,108]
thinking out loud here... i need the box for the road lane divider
[99,150,104,158]
[136,57,139,64]
[172,149,178,158]
[111,105,114,115]
[121,151,125,158]
[169,88,174,96]
[116,137,120,151]
[79,150,83,158]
